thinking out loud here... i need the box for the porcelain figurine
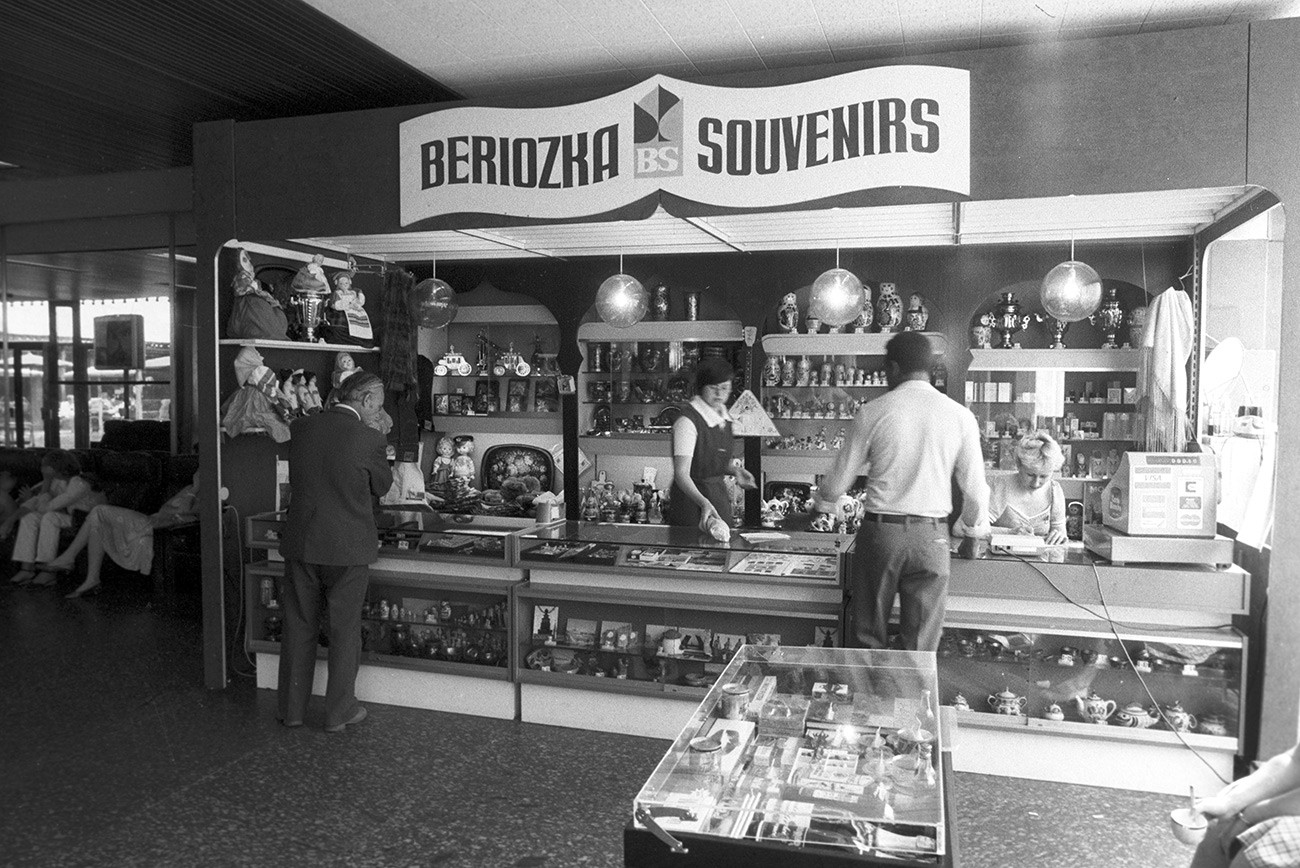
[904,294,930,331]
[1056,648,1076,667]
[1074,691,1117,725]
[876,282,903,332]
[780,357,797,387]
[819,362,833,385]
[777,293,799,333]
[952,694,970,712]
[1043,703,1065,721]
[1113,702,1159,729]
[830,427,845,451]
[987,688,1028,716]
[1160,701,1198,733]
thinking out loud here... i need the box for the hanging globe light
[809,267,866,328]
[1040,260,1103,323]
[595,273,648,328]
[415,277,457,328]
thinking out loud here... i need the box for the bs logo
[633,85,683,177]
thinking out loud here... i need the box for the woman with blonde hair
[989,430,1067,545]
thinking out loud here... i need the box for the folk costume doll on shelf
[429,436,455,489]
[323,270,375,347]
[325,351,393,434]
[226,248,288,340]
[332,351,357,389]
[451,435,476,488]
[219,346,293,442]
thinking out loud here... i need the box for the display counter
[939,546,1248,794]
[625,646,956,867]
[245,509,552,720]
[514,522,855,739]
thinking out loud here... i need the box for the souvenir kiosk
[196,20,1300,798]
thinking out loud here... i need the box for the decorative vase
[1091,287,1125,349]
[876,283,902,332]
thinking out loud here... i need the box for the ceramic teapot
[1113,702,1159,729]
[1196,714,1229,737]
[1074,691,1117,724]
[987,688,1027,716]
[1043,703,1065,721]
[1160,701,1198,733]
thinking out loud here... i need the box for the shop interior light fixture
[1040,236,1103,324]
[809,246,866,328]
[414,253,457,329]
[595,253,648,328]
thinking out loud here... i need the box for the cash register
[1083,452,1235,567]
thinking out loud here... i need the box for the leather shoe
[324,705,367,733]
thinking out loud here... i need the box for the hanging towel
[1136,287,1194,452]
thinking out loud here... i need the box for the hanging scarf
[379,267,418,392]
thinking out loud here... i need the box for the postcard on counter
[596,620,633,651]
[418,533,476,552]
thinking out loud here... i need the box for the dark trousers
[848,519,951,652]
[278,559,369,727]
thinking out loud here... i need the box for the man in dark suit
[278,371,392,732]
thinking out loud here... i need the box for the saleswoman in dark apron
[666,357,757,531]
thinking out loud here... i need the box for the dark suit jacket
[281,405,392,566]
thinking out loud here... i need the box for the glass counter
[631,646,949,864]
[519,521,854,585]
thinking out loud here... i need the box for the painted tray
[481,444,554,493]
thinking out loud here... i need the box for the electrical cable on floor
[1004,552,1233,785]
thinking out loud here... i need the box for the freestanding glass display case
[626,646,954,867]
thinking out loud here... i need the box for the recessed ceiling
[2,250,196,303]
[301,0,1300,100]
[298,186,1258,262]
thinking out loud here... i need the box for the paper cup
[1169,808,1208,846]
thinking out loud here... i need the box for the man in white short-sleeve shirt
[815,331,989,652]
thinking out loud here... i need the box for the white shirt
[819,379,989,530]
[672,396,731,458]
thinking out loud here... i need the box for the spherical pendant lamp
[809,267,867,328]
[415,277,457,328]
[1040,259,1102,324]
[595,272,648,328]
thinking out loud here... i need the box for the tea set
[951,688,1220,732]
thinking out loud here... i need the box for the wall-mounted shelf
[968,348,1139,372]
[762,331,946,355]
[219,338,378,353]
[576,320,744,343]
[452,304,556,326]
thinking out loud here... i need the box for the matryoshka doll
[850,287,874,333]
[876,282,903,332]
[764,355,782,387]
[796,356,812,386]
[780,357,797,387]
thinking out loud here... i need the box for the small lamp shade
[596,273,648,328]
[1040,261,1103,323]
[809,268,866,327]
[415,278,457,328]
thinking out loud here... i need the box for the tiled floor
[2,576,1199,867]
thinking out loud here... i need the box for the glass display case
[938,620,1244,741]
[518,521,852,585]
[244,509,540,718]
[626,646,953,867]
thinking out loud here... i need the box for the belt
[862,511,943,525]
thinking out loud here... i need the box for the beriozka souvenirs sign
[399,66,970,225]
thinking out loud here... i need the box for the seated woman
[46,472,199,599]
[988,431,1067,545]
[4,450,105,587]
